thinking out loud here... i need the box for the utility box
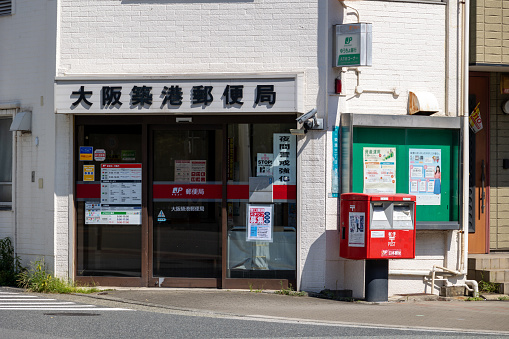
[339,193,416,260]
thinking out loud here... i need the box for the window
[0,1,12,17]
[0,117,12,208]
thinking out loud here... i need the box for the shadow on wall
[300,232,326,293]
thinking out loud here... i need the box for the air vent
[0,1,12,17]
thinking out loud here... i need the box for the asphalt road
[0,288,508,338]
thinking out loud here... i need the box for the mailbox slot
[393,203,414,230]
[370,202,392,230]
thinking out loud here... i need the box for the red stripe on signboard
[273,185,297,200]
[76,183,100,199]
[76,183,296,201]
[226,185,249,200]
[101,164,142,169]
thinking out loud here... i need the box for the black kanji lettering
[101,86,123,106]
[161,85,183,106]
[192,86,213,105]
[71,86,93,107]
[131,86,153,106]
[255,85,276,105]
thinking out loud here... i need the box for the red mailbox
[339,193,416,260]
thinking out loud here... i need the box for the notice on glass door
[409,149,441,205]
[100,164,142,206]
[363,147,396,194]
[85,202,142,225]
[85,163,142,225]
[246,204,273,242]
[175,160,207,182]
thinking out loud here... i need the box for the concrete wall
[488,72,509,250]
[0,0,59,272]
[325,0,462,298]
[470,0,509,65]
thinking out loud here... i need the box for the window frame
[0,114,13,209]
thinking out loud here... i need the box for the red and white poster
[175,160,206,182]
[246,204,273,242]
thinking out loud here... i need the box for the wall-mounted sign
[334,23,372,67]
[409,149,441,206]
[363,147,396,194]
[273,134,296,185]
[331,126,340,197]
[246,204,273,242]
[55,76,299,114]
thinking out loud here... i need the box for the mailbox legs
[365,259,389,302]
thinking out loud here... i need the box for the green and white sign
[334,23,372,67]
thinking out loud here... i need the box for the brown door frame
[468,72,490,254]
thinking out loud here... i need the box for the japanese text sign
[55,77,298,114]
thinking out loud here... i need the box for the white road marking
[0,291,132,311]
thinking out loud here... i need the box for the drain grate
[44,313,100,317]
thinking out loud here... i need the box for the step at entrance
[468,253,509,294]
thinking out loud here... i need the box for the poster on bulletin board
[363,147,396,194]
[409,149,441,206]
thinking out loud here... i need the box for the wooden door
[468,73,490,254]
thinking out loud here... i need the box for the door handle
[480,159,485,216]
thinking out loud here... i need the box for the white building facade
[0,0,472,298]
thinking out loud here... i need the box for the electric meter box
[333,23,372,67]
[339,193,416,260]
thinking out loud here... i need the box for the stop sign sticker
[94,149,106,161]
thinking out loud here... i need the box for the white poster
[409,149,441,205]
[256,153,273,177]
[175,160,206,182]
[273,134,296,185]
[100,164,142,206]
[363,147,396,194]
[85,203,142,225]
[246,204,273,242]
[348,212,365,247]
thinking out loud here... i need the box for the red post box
[339,193,416,260]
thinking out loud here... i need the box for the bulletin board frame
[340,113,462,230]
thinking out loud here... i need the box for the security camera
[296,108,317,124]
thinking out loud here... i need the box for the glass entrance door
[76,124,143,283]
[151,127,223,286]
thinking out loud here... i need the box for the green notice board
[352,127,460,222]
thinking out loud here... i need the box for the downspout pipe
[460,0,470,276]
[460,0,480,299]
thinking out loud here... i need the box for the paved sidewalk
[77,288,509,335]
